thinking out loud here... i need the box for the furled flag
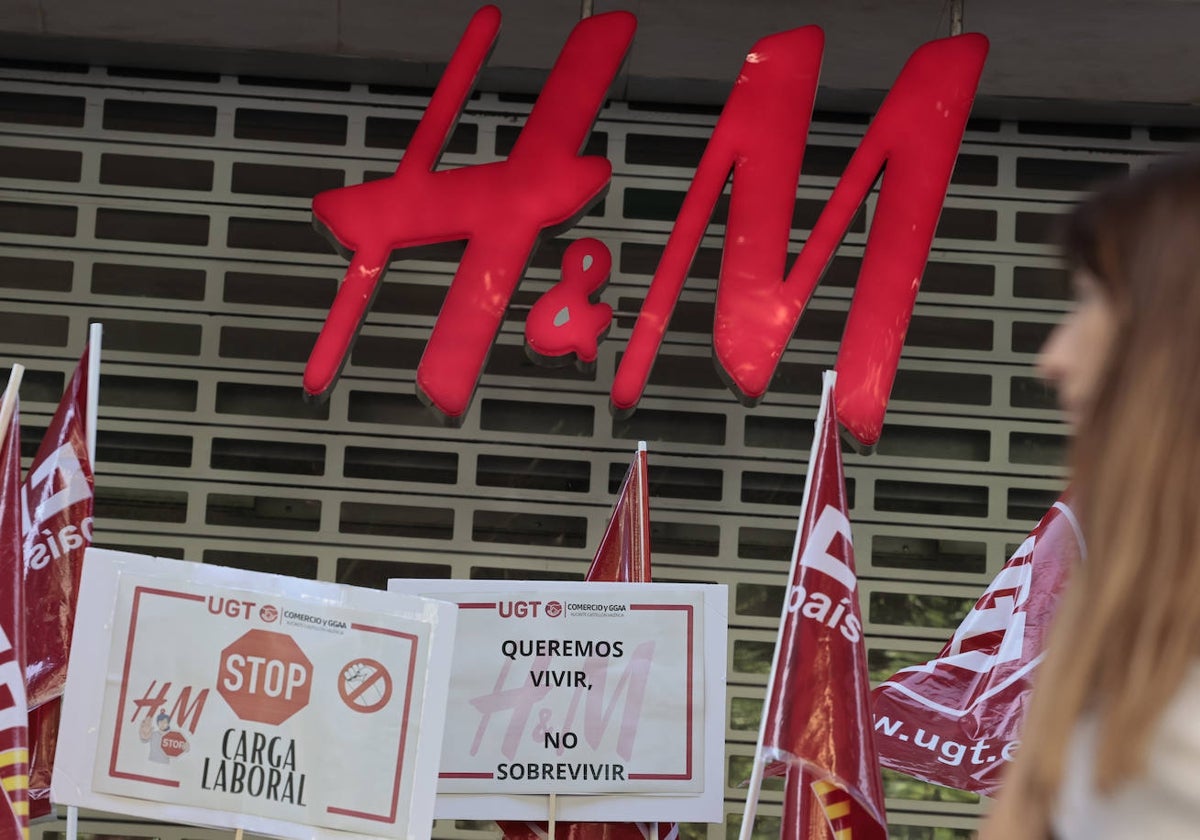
[0,367,29,840]
[23,707,55,823]
[584,441,650,584]
[498,442,679,840]
[22,341,96,708]
[870,496,1081,795]
[23,325,101,815]
[740,372,886,840]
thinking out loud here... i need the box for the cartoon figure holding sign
[139,711,189,763]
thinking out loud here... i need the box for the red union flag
[741,372,885,840]
[498,822,678,840]
[498,443,680,840]
[23,706,54,823]
[870,496,1081,795]
[0,372,29,840]
[22,345,95,709]
[584,441,650,585]
[23,331,100,814]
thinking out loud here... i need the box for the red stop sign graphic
[218,629,313,725]
[161,731,188,757]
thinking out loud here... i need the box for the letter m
[170,686,210,735]
[611,27,988,448]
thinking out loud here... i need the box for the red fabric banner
[781,765,870,840]
[0,397,29,840]
[22,347,96,813]
[499,445,681,840]
[21,347,94,710]
[24,704,56,821]
[584,444,650,585]
[760,381,886,840]
[870,496,1081,795]
[499,822,678,840]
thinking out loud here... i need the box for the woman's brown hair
[983,153,1200,837]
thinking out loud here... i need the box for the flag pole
[0,365,23,445]
[86,323,101,465]
[67,325,101,840]
[737,371,837,840]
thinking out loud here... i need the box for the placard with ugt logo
[53,549,457,840]
[388,580,727,822]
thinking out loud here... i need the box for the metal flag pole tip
[87,322,102,465]
[0,364,24,441]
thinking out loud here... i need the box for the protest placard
[53,548,456,840]
[388,580,726,823]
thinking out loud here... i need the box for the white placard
[54,548,457,840]
[388,579,727,822]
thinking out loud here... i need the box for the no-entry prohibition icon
[338,657,393,713]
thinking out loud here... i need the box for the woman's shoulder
[1053,663,1200,839]
[1149,662,1200,782]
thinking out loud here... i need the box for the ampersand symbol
[524,237,613,369]
[531,707,554,744]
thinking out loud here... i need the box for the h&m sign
[302,5,988,448]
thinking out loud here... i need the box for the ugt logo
[303,5,988,448]
[877,499,1082,715]
[22,442,94,571]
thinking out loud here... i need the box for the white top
[1053,663,1200,839]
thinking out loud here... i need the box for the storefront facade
[0,29,1181,837]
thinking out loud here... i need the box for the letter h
[303,6,635,422]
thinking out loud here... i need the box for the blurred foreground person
[981,154,1200,839]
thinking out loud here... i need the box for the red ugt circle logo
[545,601,563,618]
[259,604,279,623]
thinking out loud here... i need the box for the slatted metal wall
[0,58,1180,839]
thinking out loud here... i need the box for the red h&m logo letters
[304,5,987,448]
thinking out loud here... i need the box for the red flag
[584,441,650,584]
[870,496,1081,795]
[23,707,54,823]
[499,443,679,840]
[21,345,95,709]
[0,375,29,840]
[22,337,99,811]
[781,767,861,840]
[498,822,678,840]
[743,372,886,840]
